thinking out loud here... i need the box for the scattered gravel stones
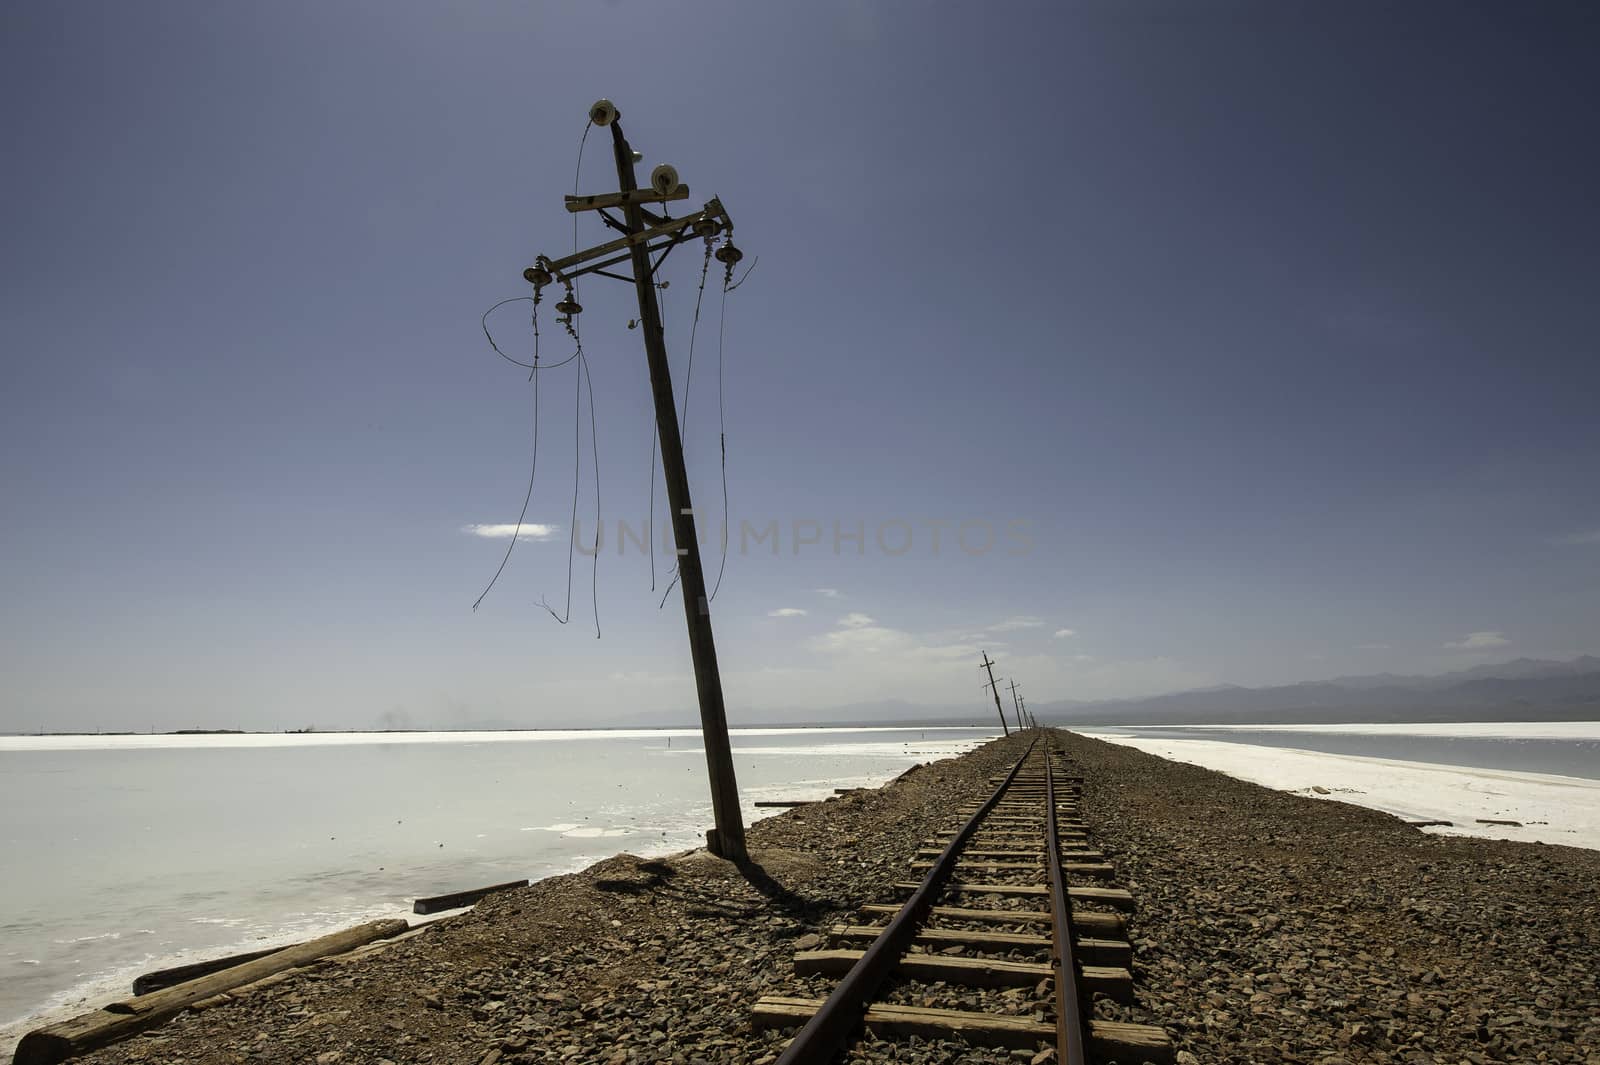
[68,730,1600,1063]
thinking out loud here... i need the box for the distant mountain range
[1036,656,1600,725]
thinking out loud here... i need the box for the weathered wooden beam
[14,919,410,1065]
[563,186,690,212]
[915,847,1105,861]
[413,879,527,915]
[754,800,812,808]
[751,997,1172,1060]
[857,902,1126,936]
[828,923,1132,967]
[794,948,1133,1001]
[131,946,286,995]
[895,881,1137,911]
[912,859,1116,879]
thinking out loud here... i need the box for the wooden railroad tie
[793,949,1134,1002]
[911,859,1117,879]
[750,997,1173,1063]
[828,923,1133,968]
[916,847,1106,861]
[895,881,1138,911]
[857,902,1126,936]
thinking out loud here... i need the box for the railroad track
[752,734,1172,1063]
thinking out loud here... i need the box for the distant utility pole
[979,652,1010,736]
[1007,679,1025,733]
[521,99,747,862]
[1021,695,1035,730]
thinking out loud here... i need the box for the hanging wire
[474,119,601,623]
[481,297,581,372]
[678,237,714,438]
[580,348,601,638]
[709,267,734,601]
[539,348,584,626]
[473,346,542,611]
[538,118,600,631]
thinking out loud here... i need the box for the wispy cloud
[768,607,807,618]
[838,612,875,629]
[991,616,1045,632]
[1052,628,1076,639]
[1551,529,1600,546]
[814,587,842,598]
[462,523,560,542]
[1444,631,1510,650]
[1355,642,1392,651]
[810,622,908,655]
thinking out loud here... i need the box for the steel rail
[774,736,1039,1064]
[1046,740,1090,1064]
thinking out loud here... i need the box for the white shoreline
[0,735,993,1057]
[1098,720,1600,741]
[0,725,996,753]
[1083,731,1600,850]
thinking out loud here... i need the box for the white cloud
[1552,529,1600,546]
[814,588,842,598]
[1356,642,1392,651]
[1444,631,1510,650]
[909,643,983,661]
[1052,628,1076,639]
[462,523,560,542]
[810,623,910,656]
[838,612,875,629]
[991,616,1045,632]
[768,607,807,618]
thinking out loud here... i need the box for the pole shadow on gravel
[591,858,828,922]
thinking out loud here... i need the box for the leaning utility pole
[1007,679,1025,733]
[979,652,1010,736]
[521,100,748,862]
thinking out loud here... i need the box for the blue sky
[3,2,1597,731]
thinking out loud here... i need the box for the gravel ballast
[62,730,1598,1064]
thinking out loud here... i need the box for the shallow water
[0,726,996,1039]
[1075,722,1600,779]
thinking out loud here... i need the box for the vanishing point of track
[752,733,1173,1063]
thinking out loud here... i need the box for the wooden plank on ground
[131,946,286,996]
[14,919,410,1065]
[413,879,527,915]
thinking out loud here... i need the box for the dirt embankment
[70,730,1598,1064]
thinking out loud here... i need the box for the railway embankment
[45,729,1599,1064]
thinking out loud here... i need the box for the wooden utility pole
[518,101,747,863]
[979,652,1009,736]
[604,117,748,862]
[1007,679,1025,732]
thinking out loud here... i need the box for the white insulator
[588,99,618,126]
[650,163,680,196]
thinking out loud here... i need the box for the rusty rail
[773,736,1038,1064]
[1046,739,1089,1063]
